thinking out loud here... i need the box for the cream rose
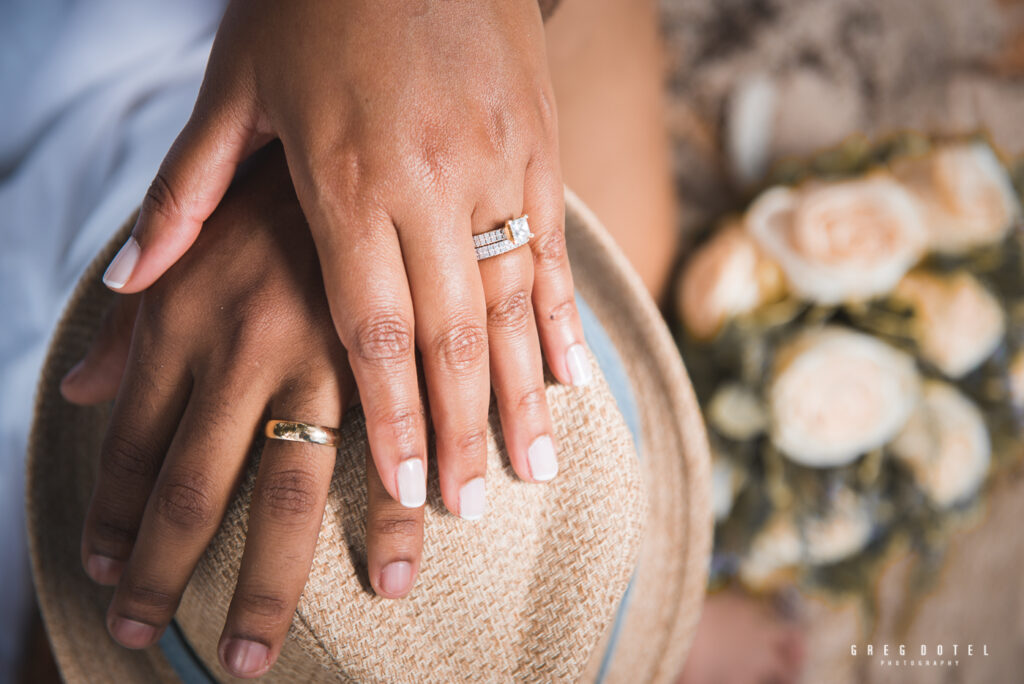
[891,141,1021,254]
[802,489,873,566]
[745,175,926,304]
[677,222,785,340]
[711,457,746,523]
[768,327,920,467]
[739,490,874,591]
[739,514,803,592]
[891,270,1005,378]
[707,382,767,441]
[890,381,991,508]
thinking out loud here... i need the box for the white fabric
[0,1,226,678]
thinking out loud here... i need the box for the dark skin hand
[63,146,426,678]
[101,0,589,524]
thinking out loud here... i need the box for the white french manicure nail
[102,237,140,289]
[566,343,592,387]
[397,458,426,508]
[459,477,487,521]
[527,435,558,482]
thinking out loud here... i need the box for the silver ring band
[474,215,533,260]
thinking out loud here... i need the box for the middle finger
[398,210,490,520]
[218,384,347,678]
[105,375,267,648]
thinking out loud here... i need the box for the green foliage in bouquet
[672,133,1024,598]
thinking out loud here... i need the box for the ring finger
[218,383,348,678]
[476,210,557,483]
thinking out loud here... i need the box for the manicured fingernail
[566,343,592,386]
[396,458,426,508]
[527,435,558,482]
[86,554,123,585]
[102,236,140,289]
[223,638,269,676]
[459,477,487,520]
[380,561,413,596]
[109,617,158,648]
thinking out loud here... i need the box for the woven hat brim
[26,188,711,683]
[565,189,712,683]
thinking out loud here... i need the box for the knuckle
[534,86,558,139]
[101,431,160,483]
[483,103,516,160]
[119,579,177,613]
[515,386,548,416]
[431,318,487,371]
[91,516,138,550]
[314,146,366,214]
[370,406,424,449]
[255,468,321,522]
[487,289,532,334]
[533,228,568,269]
[350,314,414,367]
[370,513,420,539]
[454,428,488,460]
[136,291,182,339]
[412,121,457,188]
[153,469,218,532]
[545,298,577,324]
[232,588,290,620]
[142,171,185,222]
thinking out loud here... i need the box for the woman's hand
[63,147,427,678]
[100,0,589,517]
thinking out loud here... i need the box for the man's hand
[100,0,589,519]
[64,146,426,678]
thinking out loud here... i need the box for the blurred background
[658,1,1024,683]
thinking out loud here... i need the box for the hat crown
[28,190,711,683]
[175,380,646,682]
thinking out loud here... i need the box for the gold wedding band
[265,420,341,448]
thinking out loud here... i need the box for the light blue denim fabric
[160,294,641,682]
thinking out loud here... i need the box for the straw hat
[26,189,712,683]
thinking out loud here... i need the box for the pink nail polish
[223,638,270,676]
[380,561,413,596]
[102,236,140,289]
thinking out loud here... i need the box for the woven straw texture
[565,191,712,684]
[176,368,646,683]
[27,190,712,683]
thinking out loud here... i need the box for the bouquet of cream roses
[674,135,1024,594]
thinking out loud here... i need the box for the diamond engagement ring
[474,215,533,260]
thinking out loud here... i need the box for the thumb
[61,294,141,405]
[102,98,267,293]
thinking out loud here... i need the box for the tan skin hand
[102,0,589,522]
[64,146,426,678]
